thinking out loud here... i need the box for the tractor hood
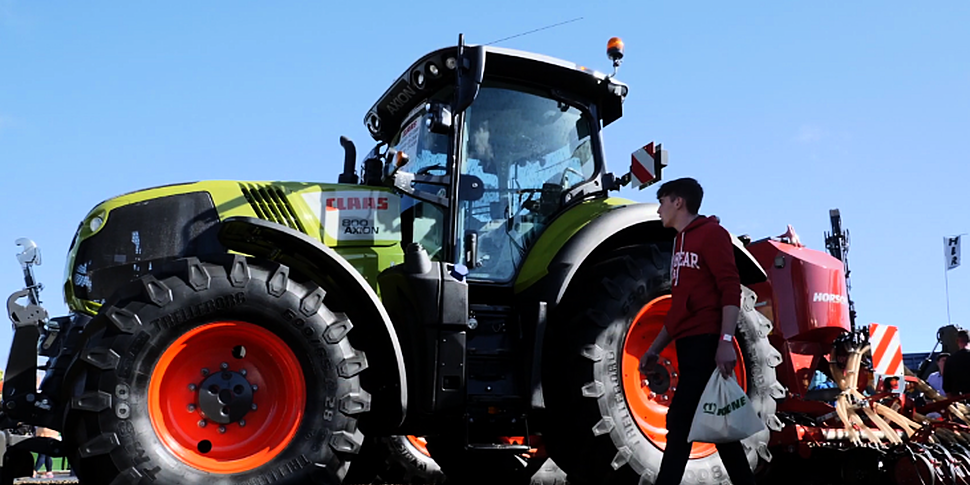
[364,45,629,144]
[64,181,404,314]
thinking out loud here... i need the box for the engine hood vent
[239,183,307,234]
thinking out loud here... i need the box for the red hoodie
[664,215,741,340]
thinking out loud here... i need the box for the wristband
[721,334,733,342]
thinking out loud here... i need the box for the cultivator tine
[926,444,958,485]
[950,443,970,484]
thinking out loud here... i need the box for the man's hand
[640,350,660,376]
[715,340,736,378]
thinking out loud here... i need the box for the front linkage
[1,239,73,482]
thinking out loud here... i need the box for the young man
[639,177,754,485]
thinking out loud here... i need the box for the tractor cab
[360,38,632,284]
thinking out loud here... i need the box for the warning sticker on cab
[301,190,401,245]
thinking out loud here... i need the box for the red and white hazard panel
[630,142,668,189]
[869,323,904,380]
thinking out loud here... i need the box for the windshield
[391,104,450,260]
[457,84,596,282]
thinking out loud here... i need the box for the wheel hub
[644,363,671,395]
[148,321,306,474]
[197,368,254,424]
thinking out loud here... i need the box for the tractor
[6,35,777,485]
[3,35,966,485]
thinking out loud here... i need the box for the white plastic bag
[687,370,766,444]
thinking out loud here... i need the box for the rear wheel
[543,245,785,484]
[64,255,371,485]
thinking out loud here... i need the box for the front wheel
[543,246,785,484]
[345,435,445,484]
[64,255,371,485]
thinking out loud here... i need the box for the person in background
[927,353,949,394]
[33,425,59,478]
[943,330,970,398]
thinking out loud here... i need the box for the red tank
[747,238,852,399]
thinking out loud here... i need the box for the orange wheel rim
[148,321,306,474]
[621,296,747,459]
[407,435,431,457]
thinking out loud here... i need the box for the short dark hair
[657,178,703,215]
[959,330,969,345]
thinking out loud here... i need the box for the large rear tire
[64,255,371,485]
[543,245,785,484]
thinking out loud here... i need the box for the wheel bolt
[239,420,246,427]
[187,404,196,412]
[219,426,226,434]
[221,362,229,370]
[252,385,258,392]
[201,368,209,376]
[188,384,198,391]
[671,387,677,392]
[198,419,207,428]
[662,394,669,401]
[664,359,671,365]
[649,392,656,398]
[672,372,678,378]
[251,403,258,411]
[240,369,247,376]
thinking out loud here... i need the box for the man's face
[657,195,681,228]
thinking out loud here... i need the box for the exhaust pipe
[338,136,358,184]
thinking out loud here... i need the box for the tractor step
[464,443,533,453]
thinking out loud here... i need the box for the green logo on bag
[702,402,717,415]
[715,396,747,416]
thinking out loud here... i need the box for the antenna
[484,17,584,46]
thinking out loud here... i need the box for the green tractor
[2,36,778,484]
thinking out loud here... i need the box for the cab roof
[364,45,629,143]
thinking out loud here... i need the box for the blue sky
[0,2,967,367]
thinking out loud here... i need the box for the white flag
[947,236,961,270]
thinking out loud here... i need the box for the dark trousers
[35,453,53,472]
[654,334,756,485]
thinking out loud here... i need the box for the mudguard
[526,203,768,311]
[218,216,407,432]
